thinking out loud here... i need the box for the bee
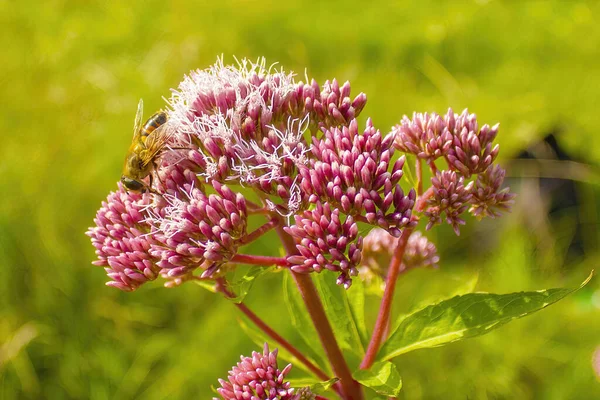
[121,99,171,193]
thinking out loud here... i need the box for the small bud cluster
[285,202,362,289]
[215,343,299,400]
[361,228,439,280]
[392,108,514,235]
[424,171,474,235]
[393,108,499,175]
[300,119,416,237]
[151,180,248,281]
[86,184,160,291]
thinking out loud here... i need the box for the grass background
[1,0,599,398]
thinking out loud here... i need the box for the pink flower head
[151,180,248,280]
[392,111,453,161]
[285,202,363,289]
[216,343,295,400]
[86,184,160,291]
[295,78,367,129]
[361,228,439,279]
[424,170,474,236]
[469,165,516,219]
[445,109,500,177]
[167,58,367,215]
[300,118,416,237]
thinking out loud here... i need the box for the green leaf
[226,266,273,303]
[309,377,339,395]
[313,273,366,362]
[353,361,402,396]
[289,378,339,395]
[347,278,369,348]
[378,272,594,361]
[283,273,330,373]
[192,279,216,293]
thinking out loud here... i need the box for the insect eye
[121,176,144,192]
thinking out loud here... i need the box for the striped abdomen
[140,111,168,139]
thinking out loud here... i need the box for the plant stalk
[360,227,414,370]
[231,253,290,267]
[276,223,363,400]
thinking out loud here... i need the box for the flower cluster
[86,184,160,291]
[167,58,367,215]
[285,202,362,288]
[423,171,474,235]
[392,108,514,235]
[393,111,453,161]
[151,180,248,280]
[88,57,513,290]
[392,108,499,176]
[215,343,301,400]
[361,228,439,280]
[299,119,416,237]
[469,165,516,219]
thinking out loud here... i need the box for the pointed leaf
[378,272,594,361]
[313,273,366,363]
[309,377,340,395]
[289,378,340,395]
[347,278,369,347]
[226,266,273,303]
[192,279,216,293]
[353,361,402,396]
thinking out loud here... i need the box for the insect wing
[133,99,144,139]
[141,123,173,168]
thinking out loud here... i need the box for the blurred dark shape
[508,132,598,267]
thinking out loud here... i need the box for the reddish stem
[428,160,439,175]
[240,218,279,245]
[215,279,343,397]
[414,187,434,213]
[276,224,363,400]
[231,253,290,267]
[360,227,414,370]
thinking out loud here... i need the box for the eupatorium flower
[469,165,516,219]
[86,184,160,291]
[392,111,453,161]
[361,228,439,279]
[424,170,474,235]
[295,78,367,129]
[168,58,367,215]
[151,180,248,280]
[215,343,296,400]
[445,109,500,177]
[300,118,416,237]
[88,57,513,291]
[285,202,363,289]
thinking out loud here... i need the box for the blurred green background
[2,0,599,398]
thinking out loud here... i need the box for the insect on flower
[121,99,171,193]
